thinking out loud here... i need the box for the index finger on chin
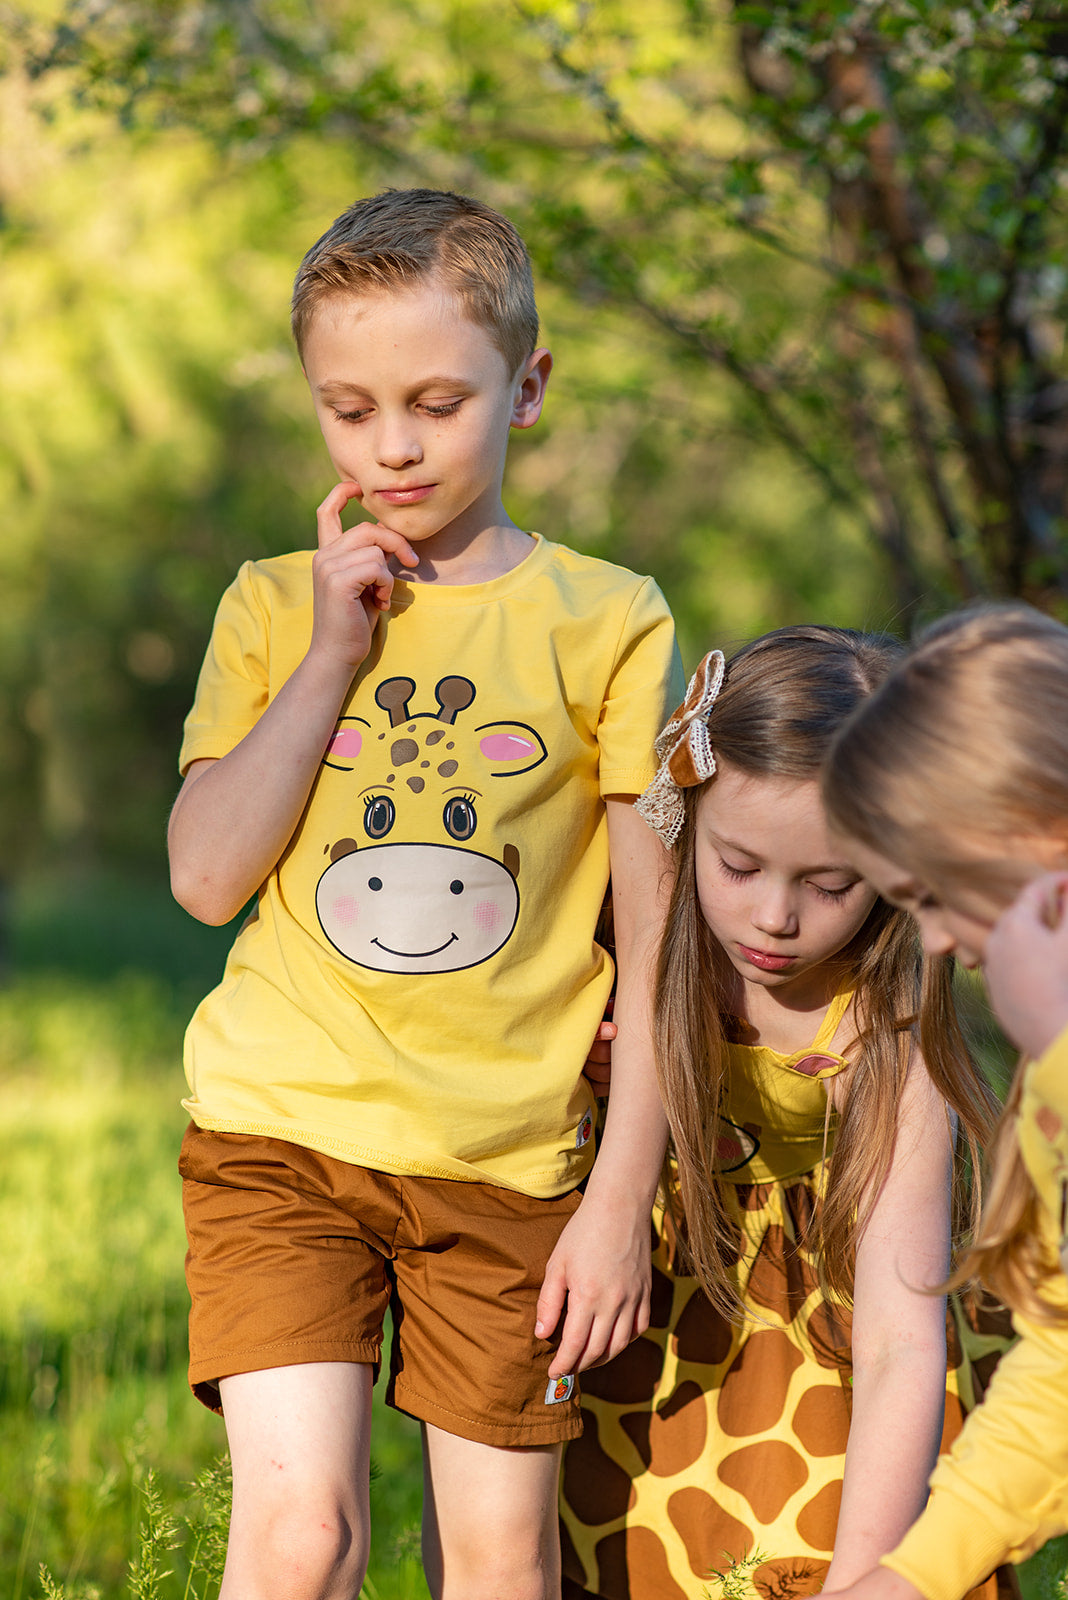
[316,481,363,548]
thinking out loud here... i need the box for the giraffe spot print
[666,1486,752,1578]
[753,1555,829,1598]
[406,776,425,793]
[560,1408,636,1525]
[804,1300,852,1370]
[595,1527,689,1600]
[790,1385,850,1457]
[391,738,418,765]
[649,1263,674,1328]
[425,729,446,745]
[718,1439,808,1522]
[794,1478,841,1551]
[621,1379,706,1475]
[717,1328,805,1436]
[748,1224,820,1324]
[1037,1104,1064,1141]
[438,760,459,777]
[581,1333,664,1404]
[673,1283,733,1365]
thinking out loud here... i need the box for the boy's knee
[226,1498,369,1600]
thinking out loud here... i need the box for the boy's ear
[511,347,553,430]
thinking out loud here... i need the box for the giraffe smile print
[315,674,547,974]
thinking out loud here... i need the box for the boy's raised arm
[536,798,671,1376]
[168,485,417,925]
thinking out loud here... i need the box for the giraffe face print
[314,674,545,974]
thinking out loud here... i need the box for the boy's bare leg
[421,1423,563,1600]
[219,1362,374,1600]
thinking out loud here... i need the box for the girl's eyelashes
[718,856,857,900]
[719,859,758,882]
[810,881,857,902]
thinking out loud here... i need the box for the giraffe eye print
[442,795,477,841]
[363,794,396,840]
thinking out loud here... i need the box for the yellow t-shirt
[882,1034,1068,1599]
[179,534,681,1198]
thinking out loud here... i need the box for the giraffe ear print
[475,721,547,777]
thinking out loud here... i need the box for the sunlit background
[2,0,1067,1594]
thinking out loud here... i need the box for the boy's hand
[311,481,419,670]
[582,1015,616,1097]
[984,871,1068,1058]
[536,1192,651,1377]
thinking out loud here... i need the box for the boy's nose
[374,420,423,469]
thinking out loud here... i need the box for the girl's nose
[751,889,798,938]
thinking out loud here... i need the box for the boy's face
[301,279,549,549]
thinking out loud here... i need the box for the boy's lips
[738,944,797,972]
[375,483,436,505]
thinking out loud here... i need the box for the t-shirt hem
[184,1111,591,1199]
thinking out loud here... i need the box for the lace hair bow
[635,650,726,846]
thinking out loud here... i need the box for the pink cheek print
[327,728,364,760]
[330,896,360,929]
[479,733,536,762]
[474,901,503,934]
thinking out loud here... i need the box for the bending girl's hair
[824,602,1068,1322]
[657,624,999,1317]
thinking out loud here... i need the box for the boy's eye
[332,407,371,423]
[422,400,463,417]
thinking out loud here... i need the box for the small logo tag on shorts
[575,1112,593,1149]
[545,1374,575,1405]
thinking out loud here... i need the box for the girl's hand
[815,1570,924,1599]
[582,1016,616,1097]
[311,481,419,671]
[985,872,1068,1058]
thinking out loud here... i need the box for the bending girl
[814,602,1068,1600]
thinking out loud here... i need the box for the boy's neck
[395,519,536,586]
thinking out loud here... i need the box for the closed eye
[809,881,857,901]
[422,400,463,417]
[332,406,371,423]
[719,860,758,882]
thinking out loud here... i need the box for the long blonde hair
[657,625,999,1316]
[824,603,1068,1321]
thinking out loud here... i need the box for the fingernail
[535,1320,545,1337]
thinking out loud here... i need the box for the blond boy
[168,188,680,1600]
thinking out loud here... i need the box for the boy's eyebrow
[315,375,476,399]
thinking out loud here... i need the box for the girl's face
[694,762,879,1005]
[844,837,1068,968]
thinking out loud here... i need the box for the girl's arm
[169,490,416,924]
[822,1052,954,1590]
[537,798,672,1375]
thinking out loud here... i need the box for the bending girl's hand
[311,481,419,670]
[985,872,1068,1059]
[582,1017,616,1097]
[535,1192,650,1378]
[815,1570,924,1599]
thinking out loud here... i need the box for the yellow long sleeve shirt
[882,1031,1068,1600]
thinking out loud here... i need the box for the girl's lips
[376,484,436,505]
[738,945,797,972]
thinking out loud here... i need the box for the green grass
[2,867,1067,1598]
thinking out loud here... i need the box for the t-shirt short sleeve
[597,577,683,798]
[179,562,272,773]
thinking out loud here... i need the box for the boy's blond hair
[291,188,539,376]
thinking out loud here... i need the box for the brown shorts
[179,1125,584,1447]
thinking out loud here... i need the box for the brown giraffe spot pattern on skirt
[790,1384,851,1457]
[560,1171,1018,1600]
[666,1485,752,1578]
[794,1478,841,1551]
[621,1378,706,1475]
[718,1439,809,1522]
[582,1334,664,1405]
[716,1328,806,1436]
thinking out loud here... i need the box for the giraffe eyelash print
[315,674,547,975]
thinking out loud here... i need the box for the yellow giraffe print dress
[561,990,1018,1600]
